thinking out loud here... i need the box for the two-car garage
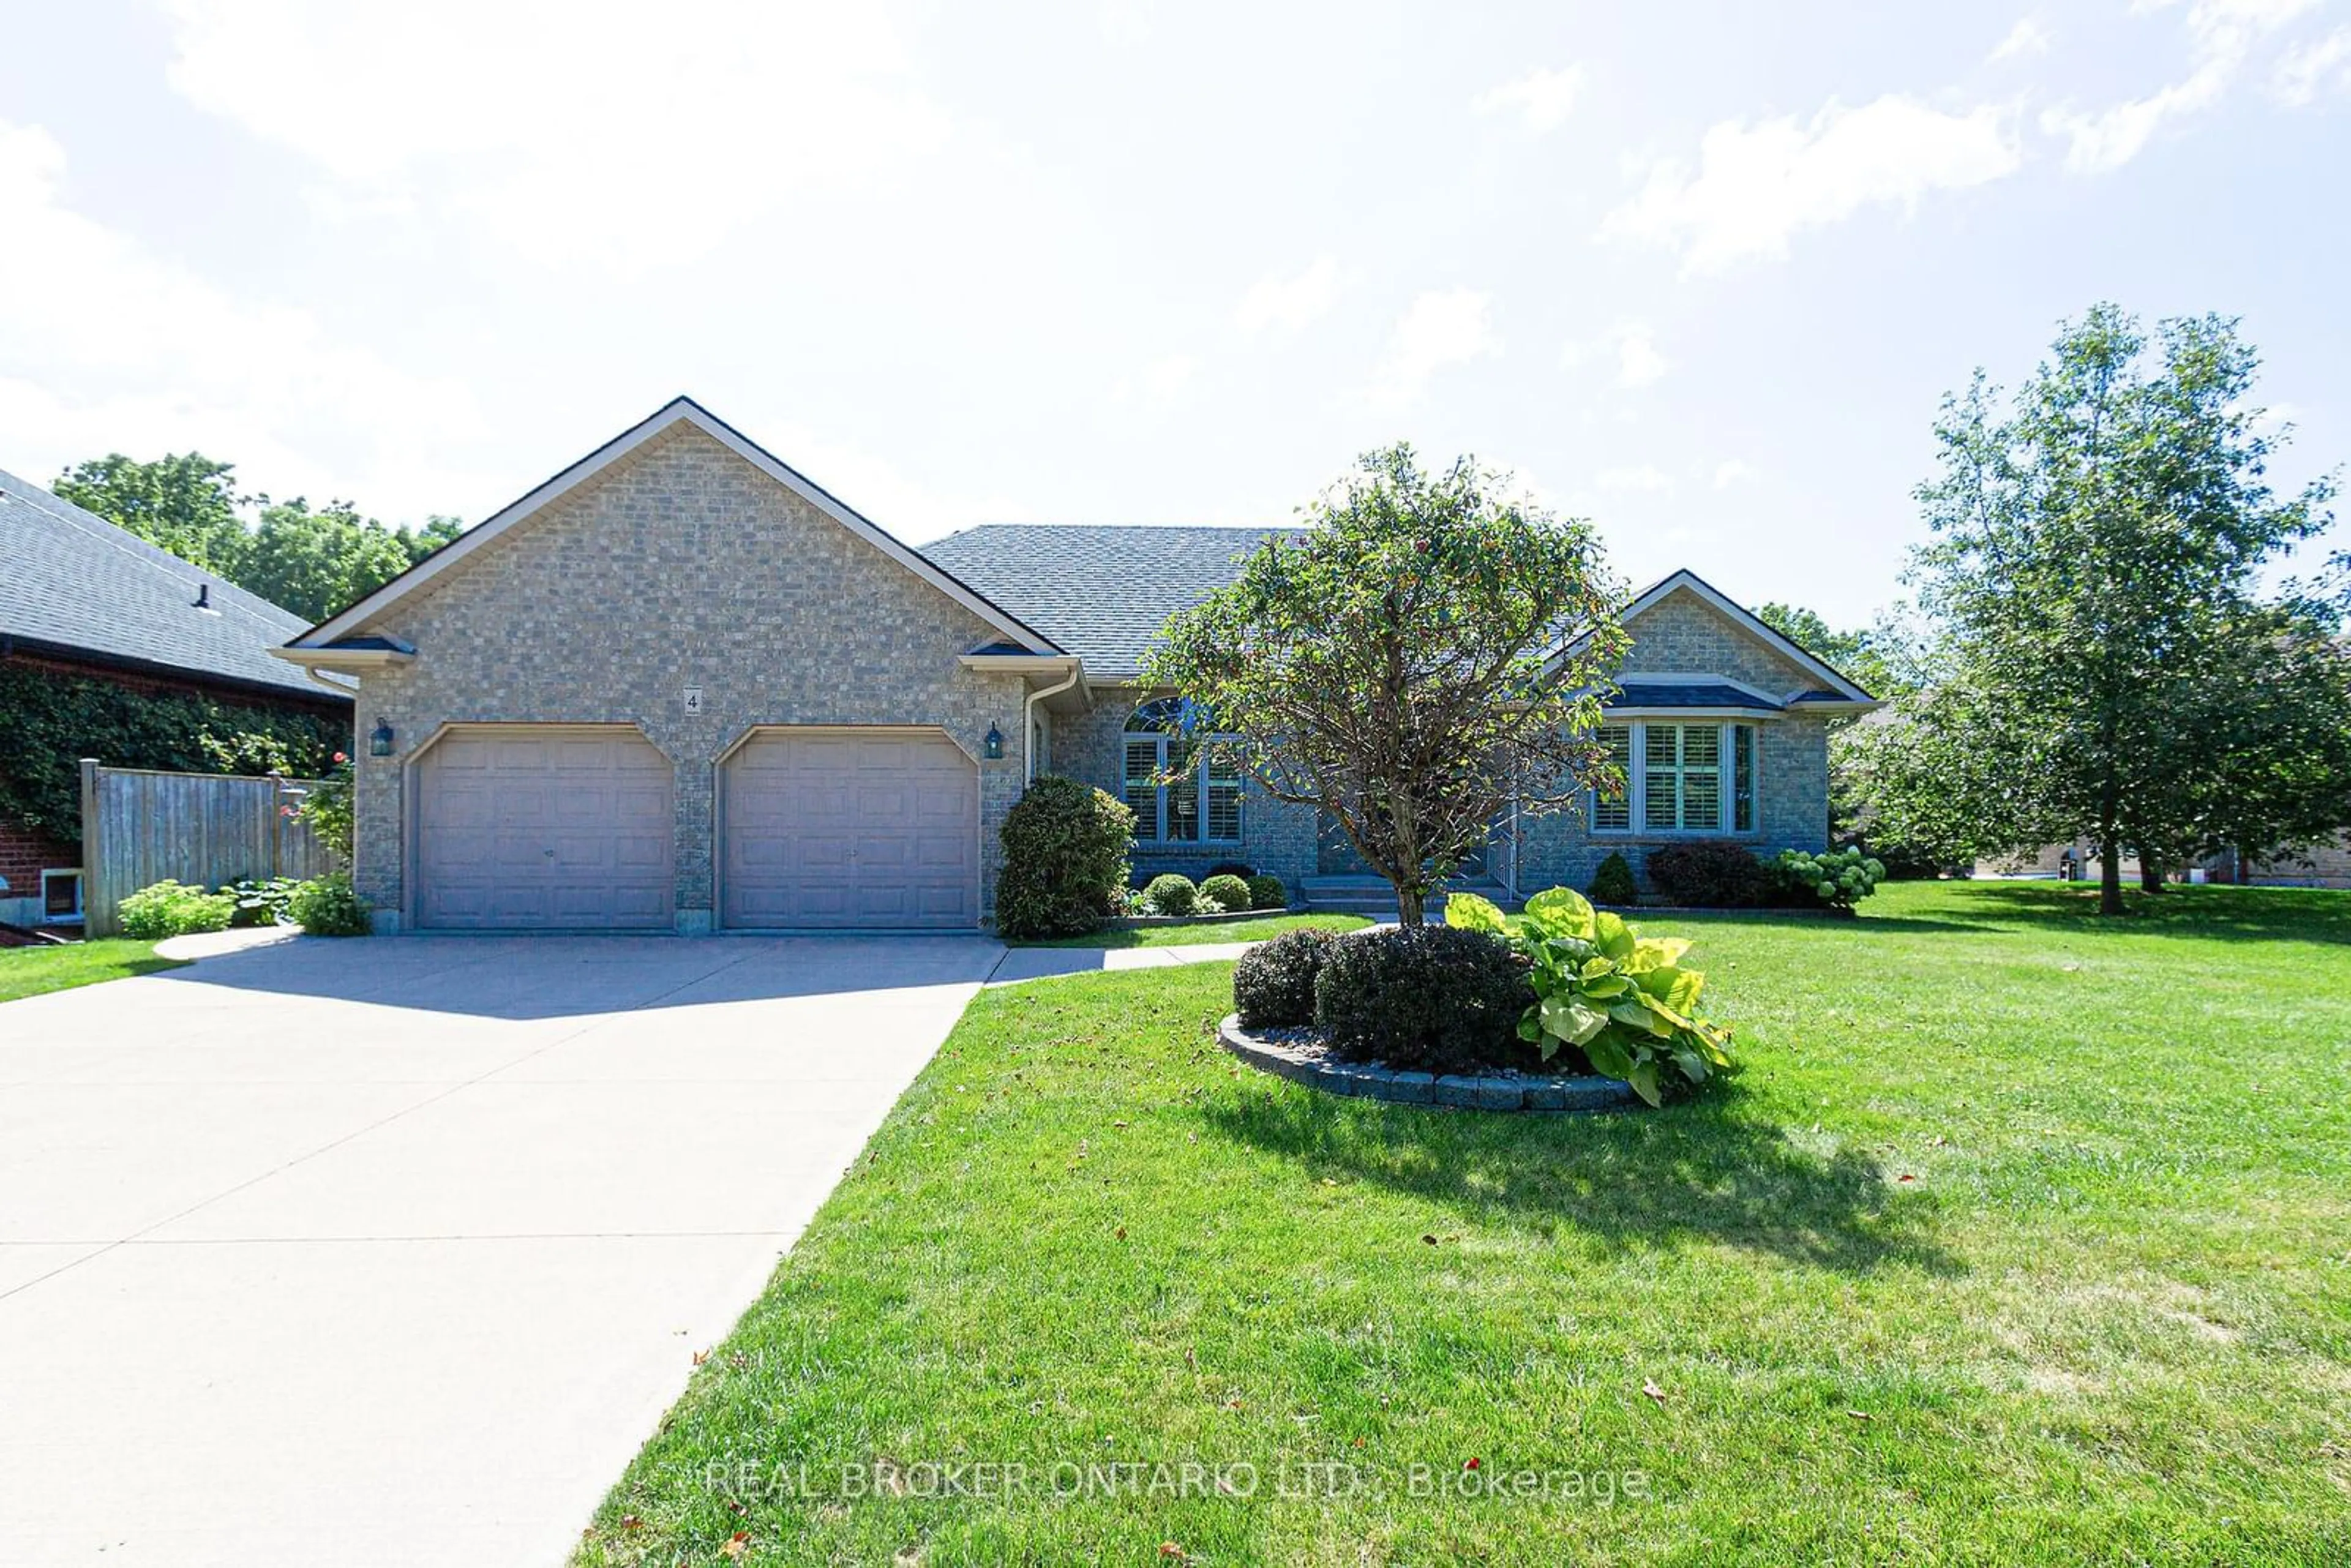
[410,724,978,932]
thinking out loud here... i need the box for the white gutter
[1024,659,1086,783]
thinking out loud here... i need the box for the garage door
[722,729,977,929]
[415,728,674,929]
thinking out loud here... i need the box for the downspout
[1024,659,1085,784]
[301,664,359,697]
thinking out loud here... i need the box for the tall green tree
[1755,602,1932,703]
[53,452,248,575]
[1907,304,2338,913]
[1144,443,1629,925]
[54,452,465,622]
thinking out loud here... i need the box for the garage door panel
[722,729,977,929]
[417,727,675,931]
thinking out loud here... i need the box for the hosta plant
[1447,886,1733,1106]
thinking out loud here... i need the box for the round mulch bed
[1217,1014,1638,1113]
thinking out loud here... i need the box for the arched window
[1123,699,1242,844]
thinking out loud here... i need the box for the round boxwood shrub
[1232,926,1346,1028]
[1586,850,1640,906]
[1312,924,1534,1074]
[1141,873,1200,917]
[288,872,372,936]
[1245,873,1287,910]
[118,879,236,939]
[1646,841,1768,908]
[1199,873,1252,914]
[995,776,1136,939]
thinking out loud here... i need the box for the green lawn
[579,882,2351,1566]
[1013,912,1371,948]
[0,938,186,1003]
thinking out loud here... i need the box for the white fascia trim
[1603,706,1782,721]
[289,397,1063,657]
[959,653,1082,673]
[265,645,412,671]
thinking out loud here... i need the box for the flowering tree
[1144,444,1629,924]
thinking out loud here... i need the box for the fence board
[79,760,337,936]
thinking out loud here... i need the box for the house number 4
[682,686,705,715]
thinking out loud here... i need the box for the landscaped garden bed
[1218,1013,1636,1111]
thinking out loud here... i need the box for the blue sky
[2,0,2344,625]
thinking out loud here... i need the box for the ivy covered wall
[0,654,351,855]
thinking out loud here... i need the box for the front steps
[1299,874,1512,917]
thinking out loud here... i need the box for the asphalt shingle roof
[1611,681,1783,711]
[922,524,1300,677]
[0,465,345,702]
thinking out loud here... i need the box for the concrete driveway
[0,933,1001,1566]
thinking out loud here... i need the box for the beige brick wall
[346,424,1030,931]
[1514,586,1835,895]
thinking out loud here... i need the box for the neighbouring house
[0,467,355,927]
[272,398,1877,934]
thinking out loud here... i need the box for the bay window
[1589,721,1759,835]
[1124,698,1242,844]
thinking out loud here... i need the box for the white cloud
[1595,465,1675,493]
[1366,289,1498,408]
[1714,459,1761,489]
[0,118,483,520]
[1615,326,1671,388]
[2274,24,2351,103]
[1112,353,1199,408]
[2043,0,2320,171]
[158,0,953,278]
[1602,96,2022,274]
[1234,256,1341,336]
[748,416,1035,544]
[1472,66,1585,133]
[1990,17,2053,61]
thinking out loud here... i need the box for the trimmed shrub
[995,776,1136,939]
[118,879,236,939]
[288,872,372,936]
[1200,873,1253,914]
[1207,861,1256,880]
[1313,924,1534,1074]
[1141,874,1201,917]
[1765,846,1885,910]
[1245,873,1287,910]
[1646,841,1768,907]
[1232,927,1345,1028]
[1587,851,1640,906]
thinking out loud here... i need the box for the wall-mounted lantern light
[369,717,396,757]
[983,724,1004,760]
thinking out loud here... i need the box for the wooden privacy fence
[79,759,337,937]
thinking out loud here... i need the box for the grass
[0,937,186,1003]
[579,882,2351,1566]
[1013,912,1371,948]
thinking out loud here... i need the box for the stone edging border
[1217,1013,1638,1112]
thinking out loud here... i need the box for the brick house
[0,467,354,925]
[274,399,1877,934]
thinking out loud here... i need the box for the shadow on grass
[1960,882,2351,945]
[1204,1078,1959,1278]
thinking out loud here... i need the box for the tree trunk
[2138,859,2165,894]
[1395,883,1425,926]
[2098,819,2125,916]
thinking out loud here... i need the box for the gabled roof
[0,465,348,704]
[283,397,1062,657]
[1610,569,1877,703]
[921,523,1300,677]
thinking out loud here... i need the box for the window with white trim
[1590,721,1759,835]
[1123,698,1242,844]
